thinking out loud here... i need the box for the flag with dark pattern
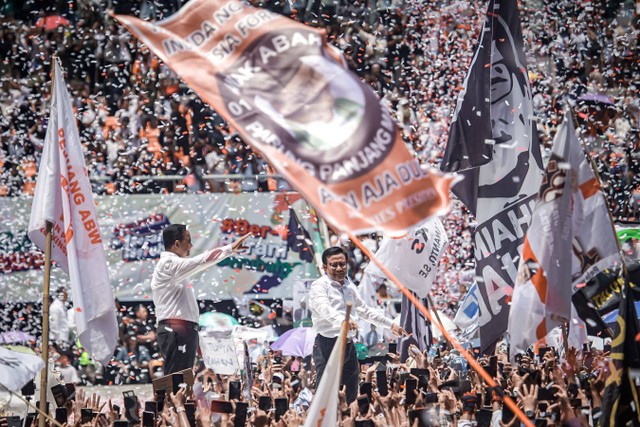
[600,279,640,427]
[440,0,543,353]
[287,207,315,263]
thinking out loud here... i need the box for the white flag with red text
[28,60,117,364]
[508,110,620,357]
[303,326,346,427]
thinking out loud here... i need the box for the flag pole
[39,220,53,427]
[345,231,535,427]
[38,57,58,427]
[426,294,452,350]
[339,303,353,393]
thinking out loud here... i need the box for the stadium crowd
[0,0,638,424]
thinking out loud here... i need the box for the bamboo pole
[39,221,53,427]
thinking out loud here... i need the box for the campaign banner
[115,0,454,236]
[0,193,319,302]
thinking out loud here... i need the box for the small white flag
[303,327,347,427]
[0,347,45,392]
[28,60,117,364]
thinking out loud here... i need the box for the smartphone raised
[185,402,196,427]
[51,384,67,407]
[81,408,94,425]
[172,373,185,394]
[376,369,388,396]
[275,398,288,422]
[142,411,155,427]
[144,401,157,416]
[258,396,272,412]
[477,408,492,427]
[357,395,370,416]
[405,378,418,405]
[210,400,234,414]
[123,390,139,423]
[228,380,242,400]
[55,408,68,424]
[234,401,249,427]
[425,393,438,404]
[360,382,372,400]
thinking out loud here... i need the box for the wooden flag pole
[346,231,535,427]
[338,303,353,387]
[39,220,53,427]
[426,294,452,350]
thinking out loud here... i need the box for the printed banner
[200,334,240,375]
[115,0,454,236]
[0,193,319,302]
[439,0,543,352]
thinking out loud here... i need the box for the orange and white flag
[115,0,454,236]
[28,60,117,364]
[508,110,620,357]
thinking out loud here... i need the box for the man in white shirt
[309,246,408,403]
[50,287,70,347]
[152,224,250,374]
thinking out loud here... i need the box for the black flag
[440,0,543,352]
[600,278,640,427]
[286,207,315,263]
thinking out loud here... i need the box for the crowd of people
[0,0,638,425]
[1,339,614,426]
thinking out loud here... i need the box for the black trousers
[312,334,359,404]
[157,319,199,374]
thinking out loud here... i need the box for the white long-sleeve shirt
[309,275,394,339]
[151,245,233,324]
[49,298,69,344]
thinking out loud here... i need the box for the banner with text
[0,193,319,302]
[200,334,240,375]
[115,0,454,236]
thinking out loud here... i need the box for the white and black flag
[398,291,432,362]
[440,0,543,352]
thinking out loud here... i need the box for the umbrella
[199,312,239,332]
[35,16,71,31]
[578,92,615,106]
[0,331,36,344]
[270,327,317,357]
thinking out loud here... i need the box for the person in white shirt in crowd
[152,224,250,374]
[50,287,70,347]
[309,246,409,403]
[57,354,80,385]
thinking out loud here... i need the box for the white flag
[303,327,346,427]
[0,347,45,392]
[28,60,117,364]
[508,110,620,358]
[365,217,448,297]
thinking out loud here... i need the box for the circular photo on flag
[217,28,396,183]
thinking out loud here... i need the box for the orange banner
[116,0,454,235]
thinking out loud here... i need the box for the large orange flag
[115,0,454,235]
